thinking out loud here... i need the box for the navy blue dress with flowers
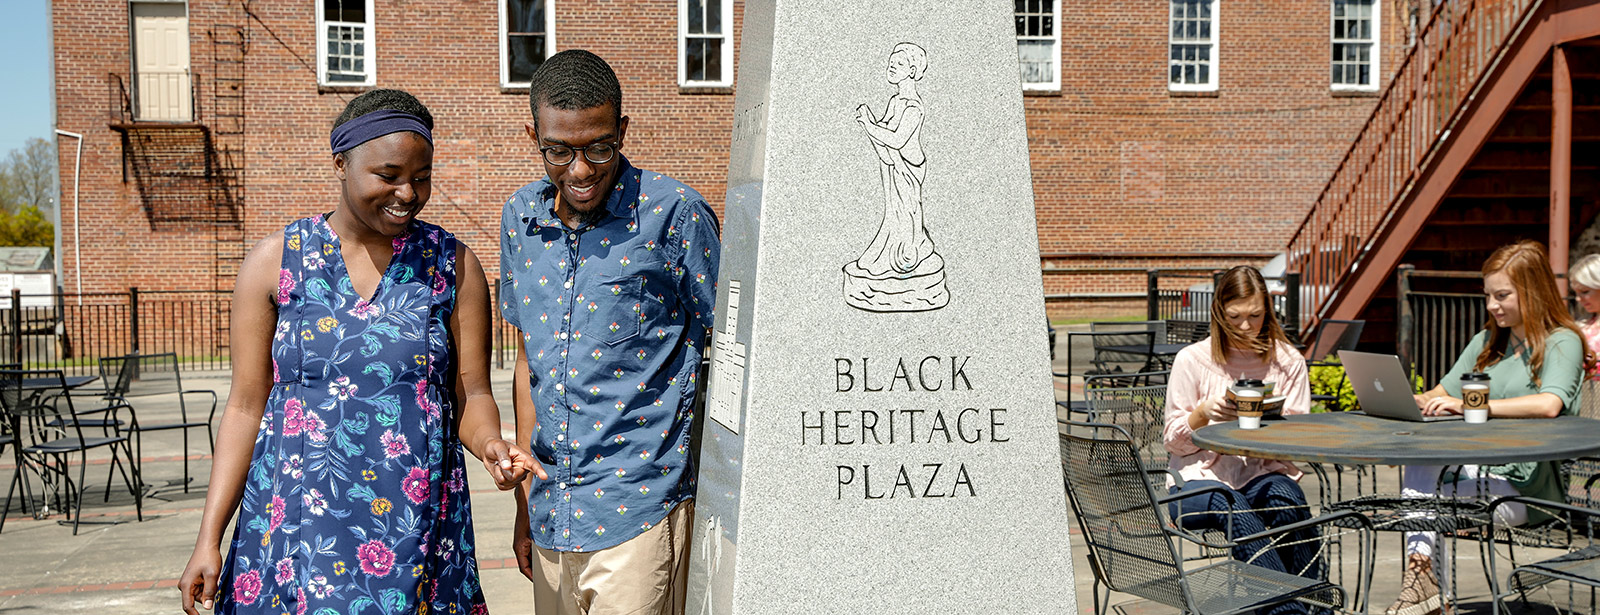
[219,215,486,615]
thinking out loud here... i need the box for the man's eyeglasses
[540,142,619,166]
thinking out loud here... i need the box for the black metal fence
[1396,266,1487,387]
[3,288,232,376]
[491,286,520,370]
[1145,269,1302,340]
[2,286,530,376]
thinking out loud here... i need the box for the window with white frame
[1015,0,1061,90]
[1169,0,1218,91]
[501,0,556,87]
[318,0,375,86]
[1331,0,1379,90]
[679,0,733,87]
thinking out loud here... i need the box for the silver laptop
[1339,350,1462,422]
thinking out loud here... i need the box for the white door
[132,2,191,122]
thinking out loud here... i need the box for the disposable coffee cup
[1234,390,1264,429]
[1461,372,1491,424]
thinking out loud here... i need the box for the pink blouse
[1581,318,1600,380]
[1163,338,1312,489]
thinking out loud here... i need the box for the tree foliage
[0,138,55,247]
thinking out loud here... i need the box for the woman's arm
[1163,349,1233,454]
[1279,347,1312,416]
[1485,392,1564,418]
[180,233,282,615]
[450,243,544,489]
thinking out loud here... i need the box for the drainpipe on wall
[53,129,82,305]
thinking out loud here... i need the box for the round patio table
[1192,412,1600,465]
[1194,412,1600,613]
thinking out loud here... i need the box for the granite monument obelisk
[689,1,1076,613]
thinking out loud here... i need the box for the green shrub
[1308,356,1425,412]
[1308,359,1357,413]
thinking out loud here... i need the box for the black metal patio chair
[1060,421,1373,615]
[0,368,142,535]
[1053,369,1168,423]
[1166,319,1210,345]
[1484,495,1600,614]
[105,353,218,494]
[1080,378,1169,469]
[1305,319,1364,413]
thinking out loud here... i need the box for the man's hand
[513,514,536,582]
[480,438,546,490]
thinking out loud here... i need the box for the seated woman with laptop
[1162,266,1321,612]
[1386,240,1593,615]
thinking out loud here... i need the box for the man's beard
[575,202,608,227]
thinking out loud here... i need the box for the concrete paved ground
[0,340,1587,613]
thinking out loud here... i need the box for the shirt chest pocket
[594,274,646,345]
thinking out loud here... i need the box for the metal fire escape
[107,13,249,357]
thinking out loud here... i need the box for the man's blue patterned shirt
[499,156,720,552]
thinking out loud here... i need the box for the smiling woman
[178,90,546,615]
[1388,240,1599,615]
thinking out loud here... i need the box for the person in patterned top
[1568,253,1600,416]
[180,90,543,615]
[499,50,720,615]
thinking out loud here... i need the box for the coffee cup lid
[1461,372,1490,382]
[1235,378,1265,387]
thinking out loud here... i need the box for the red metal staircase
[1287,0,1600,346]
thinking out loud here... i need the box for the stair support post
[1550,44,1572,295]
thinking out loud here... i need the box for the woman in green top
[1386,240,1594,615]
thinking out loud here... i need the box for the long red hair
[1474,240,1596,383]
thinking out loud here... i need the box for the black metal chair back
[1308,319,1365,361]
[1165,319,1210,344]
[0,369,85,447]
[1092,320,1168,342]
[1060,422,1189,609]
[1083,381,1169,467]
[97,354,138,402]
[1090,330,1157,375]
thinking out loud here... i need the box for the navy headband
[330,109,433,155]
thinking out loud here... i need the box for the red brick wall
[56,0,1405,322]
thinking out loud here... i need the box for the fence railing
[1286,0,1539,327]
[3,288,232,376]
[492,285,519,370]
[1146,269,1302,340]
[1396,266,1488,386]
[6,286,528,375]
[108,70,200,124]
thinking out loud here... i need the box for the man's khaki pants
[534,500,694,615]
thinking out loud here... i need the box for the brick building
[52,0,1411,323]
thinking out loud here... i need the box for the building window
[501,0,556,87]
[1169,0,1218,91]
[318,0,375,86]
[679,0,733,87]
[1332,0,1379,90]
[1015,0,1061,90]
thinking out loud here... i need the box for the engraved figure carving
[842,42,950,312]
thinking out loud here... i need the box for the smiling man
[499,50,720,615]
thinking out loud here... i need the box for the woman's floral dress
[219,215,486,615]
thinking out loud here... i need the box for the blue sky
[0,1,51,157]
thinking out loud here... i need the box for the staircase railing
[1286,0,1541,334]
